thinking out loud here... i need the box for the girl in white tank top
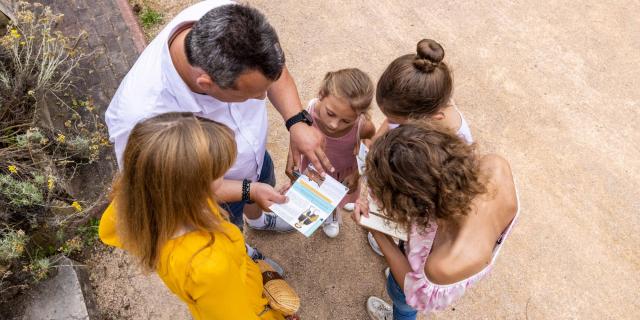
[362,39,476,285]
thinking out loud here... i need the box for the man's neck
[168,24,204,94]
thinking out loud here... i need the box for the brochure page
[270,168,348,237]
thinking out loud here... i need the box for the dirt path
[89,1,640,319]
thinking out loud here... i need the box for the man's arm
[267,66,334,175]
[267,66,303,120]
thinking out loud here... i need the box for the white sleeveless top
[387,108,473,144]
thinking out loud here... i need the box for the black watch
[285,110,313,131]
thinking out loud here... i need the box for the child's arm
[359,118,376,140]
[372,231,412,290]
[285,149,296,182]
[371,118,391,142]
[343,172,360,194]
[352,201,412,289]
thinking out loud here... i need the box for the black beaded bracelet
[242,179,253,204]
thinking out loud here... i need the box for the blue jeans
[220,152,276,230]
[387,272,418,320]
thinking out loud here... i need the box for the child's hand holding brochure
[269,166,348,237]
[360,196,408,241]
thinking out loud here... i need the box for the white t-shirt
[105,0,267,181]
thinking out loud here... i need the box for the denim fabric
[386,272,418,320]
[220,152,276,229]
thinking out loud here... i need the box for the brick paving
[23,0,147,202]
[13,0,145,205]
[38,0,145,111]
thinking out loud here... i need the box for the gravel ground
[88,1,640,319]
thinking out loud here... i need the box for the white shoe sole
[368,232,384,256]
[323,223,340,238]
[343,202,355,211]
[366,296,392,320]
[245,214,296,233]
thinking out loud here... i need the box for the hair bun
[413,39,445,73]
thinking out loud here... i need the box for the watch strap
[242,179,253,204]
[285,110,312,131]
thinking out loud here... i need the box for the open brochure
[356,142,408,241]
[360,196,408,241]
[269,167,348,237]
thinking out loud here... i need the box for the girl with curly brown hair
[353,123,519,320]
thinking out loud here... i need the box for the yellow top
[99,202,284,320]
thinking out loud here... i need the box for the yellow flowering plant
[71,201,82,212]
[0,2,111,295]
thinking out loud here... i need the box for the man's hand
[266,66,333,175]
[289,123,334,176]
[250,182,287,211]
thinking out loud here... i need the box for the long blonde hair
[112,112,237,271]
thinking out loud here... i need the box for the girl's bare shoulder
[478,154,518,221]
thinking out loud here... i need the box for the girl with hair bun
[365,39,475,256]
[355,123,519,320]
[374,39,472,143]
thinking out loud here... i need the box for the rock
[22,255,97,320]
[50,200,76,216]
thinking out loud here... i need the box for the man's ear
[195,73,215,92]
[431,111,446,121]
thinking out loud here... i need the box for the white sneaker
[323,221,340,238]
[343,202,355,211]
[368,232,384,256]
[384,267,390,279]
[367,296,392,320]
[368,232,401,257]
[247,212,295,233]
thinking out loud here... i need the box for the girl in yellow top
[99,112,285,320]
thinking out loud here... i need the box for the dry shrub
[0,2,110,300]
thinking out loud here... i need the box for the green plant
[140,7,163,29]
[78,217,99,246]
[0,2,110,300]
[58,236,82,255]
[24,256,50,282]
[0,229,28,262]
[0,174,43,207]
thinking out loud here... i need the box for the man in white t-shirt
[106,1,333,272]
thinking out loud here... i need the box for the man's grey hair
[185,4,285,89]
